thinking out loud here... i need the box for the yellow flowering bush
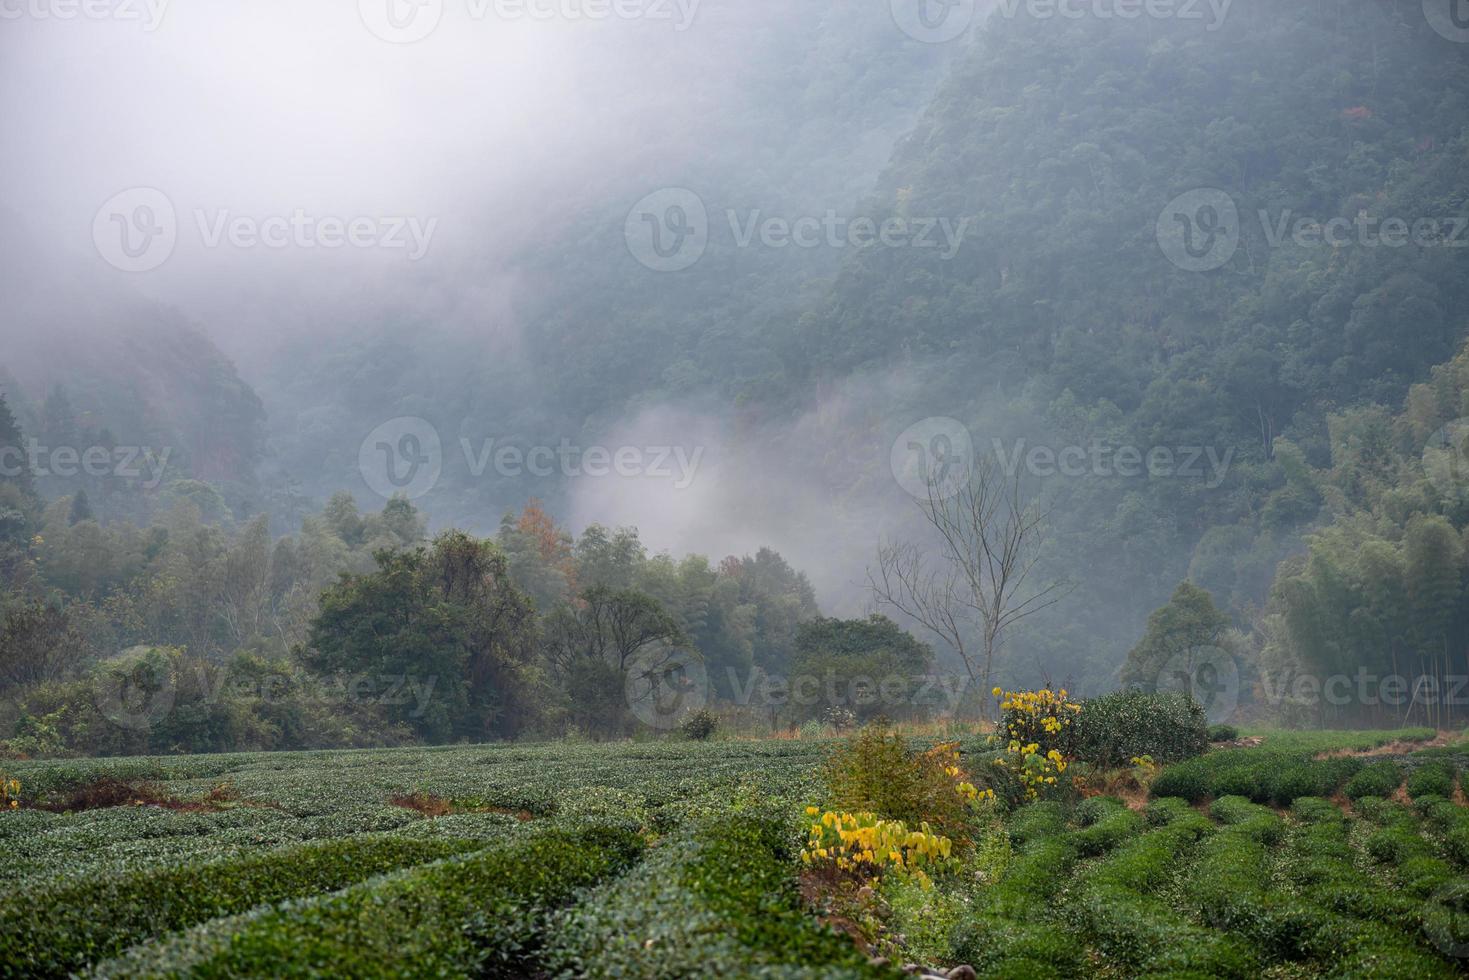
[799,807,954,889]
[991,687,1081,801]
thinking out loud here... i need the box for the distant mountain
[0,208,266,520]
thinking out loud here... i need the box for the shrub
[93,824,644,979]
[1344,760,1403,800]
[545,810,893,979]
[1072,798,1146,856]
[1071,690,1208,768]
[1208,723,1240,742]
[821,726,974,839]
[680,709,718,741]
[1406,761,1455,800]
[1149,759,1212,802]
[0,832,487,978]
[991,687,1081,802]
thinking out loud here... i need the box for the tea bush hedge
[1406,761,1456,800]
[545,808,894,979]
[92,823,643,978]
[0,832,488,978]
[1070,691,1208,768]
[1344,760,1403,800]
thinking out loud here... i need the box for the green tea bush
[545,810,892,979]
[948,918,1086,977]
[1344,760,1403,800]
[0,832,487,978]
[1406,761,1455,800]
[1072,798,1146,856]
[94,824,643,978]
[1209,796,1284,845]
[1207,723,1240,742]
[1005,800,1067,847]
[1070,691,1208,768]
[1149,758,1212,802]
[1150,750,1362,805]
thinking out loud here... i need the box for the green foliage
[819,726,971,839]
[94,823,643,979]
[545,810,891,979]
[1150,744,1366,805]
[680,708,718,741]
[306,531,537,741]
[1071,690,1208,768]
[788,615,932,723]
[0,833,485,978]
[1207,724,1239,742]
[1406,761,1456,800]
[1344,761,1404,800]
[1121,582,1230,690]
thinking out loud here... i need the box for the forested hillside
[3,0,1468,749]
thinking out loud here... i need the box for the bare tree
[871,458,1068,718]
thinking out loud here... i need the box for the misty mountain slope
[746,0,1469,688]
[250,0,957,517]
[0,210,265,518]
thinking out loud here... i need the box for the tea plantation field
[1,731,1466,978]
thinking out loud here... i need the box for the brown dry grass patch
[1313,730,1454,759]
[387,791,533,821]
[30,777,239,813]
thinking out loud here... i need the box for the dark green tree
[1122,582,1230,690]
[305,531,537,741]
